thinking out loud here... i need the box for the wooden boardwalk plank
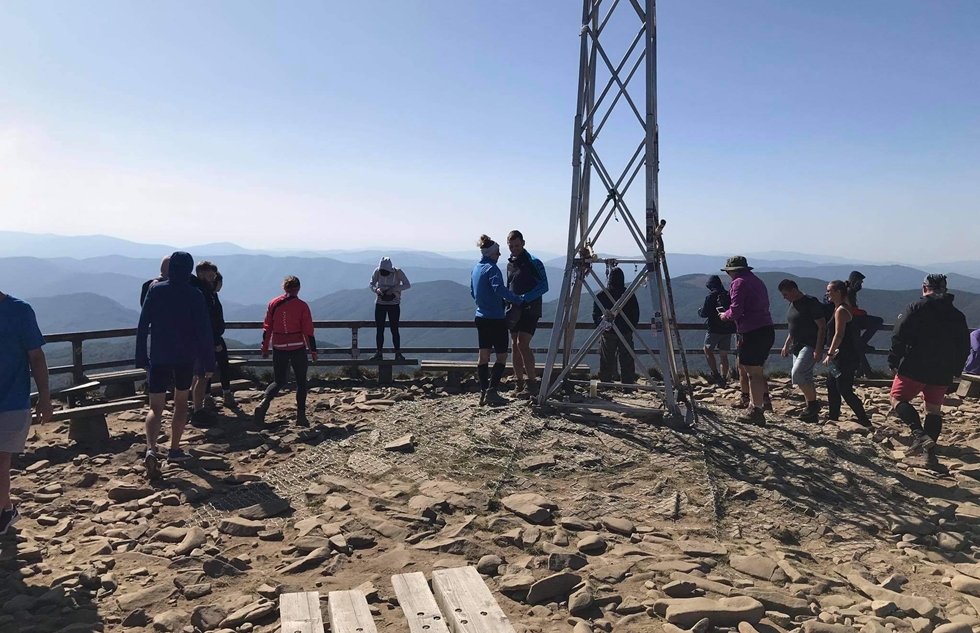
[280,592,324,633]
[432,566,516,633]
[392,572,451,633]
[327,590,378,633]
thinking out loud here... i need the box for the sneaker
[0,506,21,535]
[484,389,509,406]
[394,352,407,362]
[906,431,936,457]
[253,399,271,424]
[222,391,237,408]
[370,352,384,361]
[716,375,729,388]
[738,407,767,426]
[479,390,487,407]
[732,394,750,410]
[204,394,217,409]
[798,409,819,423]
[514,381,527,395]
[296,411,310,427]
[166,448,192,463]
[763,394,774,412]
[144,449,162,480]
[191,408,217,427]
[856,417,874,429]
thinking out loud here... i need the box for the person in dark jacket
[136,251,215,478]
[210,271,235,409]
[847,270,885,375]
[592,266,640,384]
[140,256,170,306]
[506,230,549,397]
[889,274,971,456]
[966,328,980,376]
[190,261,219,425]
[698,275,737,387]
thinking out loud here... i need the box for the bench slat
[48,399,145,422]
[392,572,451,633]
[280,592,324,633]
[327,590,378,633]
[432,566,516,633]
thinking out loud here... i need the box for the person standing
[211,271,235,408]
[471,235,525,406]
[135,252,215,479]
[965,327,980,375]
[254,276,318,426]
[846,271,885,375]
[506,230,549,396]
[777,279,827,423]
[369,257,411,361]
[719,256,775,425]
[592,266,640,384]
[888,274,971,456]
[0,292,53,534]
[190,261,219,425]
[140,255,170,306]
[698,275,736,387]
[822,280,873,428]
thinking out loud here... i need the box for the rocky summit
[3,375,980,633]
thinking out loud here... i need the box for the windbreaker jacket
[889,293,971,386]
[592,268,639,333]
[471,257,523,319]
[720,270,774,334]
[698,276,737,335]
[136,251,216,371]
[261,294,317,354]
[370,258,412,306]
[507,250,549,319]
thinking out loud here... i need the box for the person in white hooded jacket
[369,257,411,360]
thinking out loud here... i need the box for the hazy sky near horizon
[1,1,977,264]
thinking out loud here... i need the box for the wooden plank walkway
[392,572,451,633]
[432,566,517,633]
[280,592,324,633]
[327,590,378,633]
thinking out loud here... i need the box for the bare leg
[0,453,11,510]
[800,383,817,402]
[191,376,205,411]
[171,389,190,450]
[719,351,730,377]
[744,365,766,410]
[519,333,536,389]
[145,393,166,452]
[704,347,718,376]
[510,333,526,385]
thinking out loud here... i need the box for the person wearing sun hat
[719,256,775,426]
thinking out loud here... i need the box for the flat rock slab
[730,554,784,582]
[601,516,635,536]
[738,588,810,616]
[239,498,292,520]
[951,575,980,597]
[518,454,556,471]
[802,622,859,633]
[117,584,176,612]
[677,541,728,557]
[219,517,265,537]
[526,572,582,605]
[665,596,766,628]
[843,572,937,618]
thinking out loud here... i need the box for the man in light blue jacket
[471,235,525,406]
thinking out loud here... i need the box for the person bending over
[369,257,411,361]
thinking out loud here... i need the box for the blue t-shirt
[0,295,46,412]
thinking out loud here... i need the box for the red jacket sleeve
[302,302,316,353]
[261,300,274,353]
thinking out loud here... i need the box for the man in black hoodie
[697,275,737,387]
[592,266,640,384]
[889,274,971,456]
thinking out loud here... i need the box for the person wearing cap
[471,235,526,406]
[719,256,775,425]
[888,274,971,456]
[369,257,411,362]
[846,271,885,375]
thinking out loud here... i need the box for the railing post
[72,338,84,386]
[351,327,360,359]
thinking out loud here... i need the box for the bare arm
[29,348,53,423]
[814,318,827,361]
[825,308,849,363]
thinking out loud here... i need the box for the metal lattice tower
[538,0,688,420]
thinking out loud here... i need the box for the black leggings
[212,338,231,391]
[375,304,401,352]
[827,364,869,423]
[265,349,309,412]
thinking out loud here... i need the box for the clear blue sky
[1,1,977,264]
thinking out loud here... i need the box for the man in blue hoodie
[472,235,525,406]
[136,251,215,479]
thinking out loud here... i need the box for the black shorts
[738,325,775,367]
[147,363,194,394]
[475,317,509,354]
[510,311,540,336]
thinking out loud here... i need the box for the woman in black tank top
[823,280,872,427]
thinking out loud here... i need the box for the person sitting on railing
[369,257,411,362]
[254,276,318,427]
[471,235,526,407]
[846,270,885,376]
[140,255,169,306]
[966,327,980,376]
[136,251,216,478]
[697,275,736,388]
[592,265,640,385]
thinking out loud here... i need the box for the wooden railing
[41,320,895,386]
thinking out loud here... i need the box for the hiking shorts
[704,332,732,352]
[738,325,775,367]
[147,363,194,394]
[0,409,32,454]
[510,311,540,337]
[475,317,509,354]
[891,374,947,407]
[791,346,817,386]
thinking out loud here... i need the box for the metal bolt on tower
[538,0,688,420]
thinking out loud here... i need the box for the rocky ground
[4,374,980,633]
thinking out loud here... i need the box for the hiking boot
[906,431,936,457]
[479,390,487,407]
[763,394,774,412]
[798,408,819,423]
[166,448,192,463]
[732,393,750,410]
[191,408,217,427]
[253,398,271,424]
[370,352,384,361]
[856,417,874,429]
[296,411,310,427]
[394,352,407,362]
[716,374,729,388]
[204,394,216,409]
[738,407,767,426]
[484,389,509,406]
[222,391,237,408]
[514,381,527,395]
[144,449,162,481]
[0,505,21,536]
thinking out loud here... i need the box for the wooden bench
[43,398,145,445]
[32,380,101,406]
[248,358,419,386]
[959,373,980,398]
[419,360,590,393]
[88,359,249,398]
